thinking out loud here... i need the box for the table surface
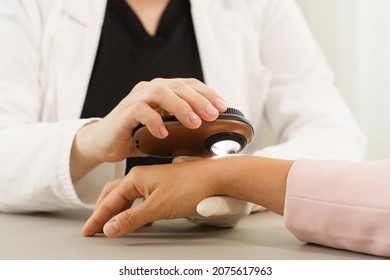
[0,209,384,260]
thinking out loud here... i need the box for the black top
[81,0,204,173]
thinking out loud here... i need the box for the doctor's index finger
[138,79,223,127]
[133,78,227,116]
[180,78,227,111]
[164,78,227,111]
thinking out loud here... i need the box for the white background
[0,260,389,280]
[297,0,390,160]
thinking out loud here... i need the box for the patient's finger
[82,179,142,236]
[94,177,124,212]
[103,199,159,237]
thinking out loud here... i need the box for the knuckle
[124,102,148,121]
[133,80,149,90]
[151,77,164,84]
[184,77,200,85]
[100,202,117,218]
[129,101,145,112]
[170,80,186,90]
[152,84,168,95]
[179,103,194,115]
[127,166,144,178]
[102,181,114,192]
[119,210,137,226]
[121,104,137,121]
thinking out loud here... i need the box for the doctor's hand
[70,78,227,182]
[188,197,266,227]
[173,156,266,228]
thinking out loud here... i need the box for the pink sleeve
[284,158,390,257]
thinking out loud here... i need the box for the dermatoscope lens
[210,140,242,156]
[205,133,247,156]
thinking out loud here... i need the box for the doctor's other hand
[188,197,266,227]
[173,156,266,228]
[70,78,227,182]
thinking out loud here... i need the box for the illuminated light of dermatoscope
[210,140,242,156]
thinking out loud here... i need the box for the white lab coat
[0,0,366,212]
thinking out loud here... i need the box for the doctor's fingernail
[214,98,227,111]
[104,220,120,236]
[159,126,169,138]
[205,103,219,116]
[189,112,202,126]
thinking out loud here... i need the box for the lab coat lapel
[53,0,107,120]
[190,0,254,115]
[53,0,261,120]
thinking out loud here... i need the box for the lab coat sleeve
[252,0,366,160]
[0,1,124,212]
[0,120,124,213]
[284,158,390,257]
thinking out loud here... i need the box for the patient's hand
[173,156,266,228]
[81,156,268,237]
[82,157,222,237]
